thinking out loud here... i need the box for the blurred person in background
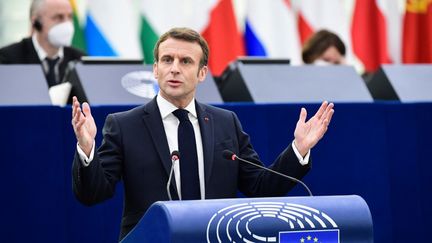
[0,0,84,89]
[302,29,346,65]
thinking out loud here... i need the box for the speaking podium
[121,195,373,243]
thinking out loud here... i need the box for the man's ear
[32,17,43,32]
[198,66,208,83]
[153,62,158,79]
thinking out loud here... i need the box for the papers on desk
[49,82,72,107]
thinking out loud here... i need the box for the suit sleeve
[0,48,11,64]
[231,112,311,197]
[72,114,124,205]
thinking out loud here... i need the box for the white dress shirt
[156,95,205,200]
[32,34,64,80]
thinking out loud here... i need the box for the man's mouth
[167,80,182,86]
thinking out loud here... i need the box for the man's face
[153,38,208,107]
[36,0,73,38]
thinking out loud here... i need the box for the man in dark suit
[0,0,84,91]
[71,27,334,240]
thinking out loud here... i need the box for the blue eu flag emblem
[279,229,339,243]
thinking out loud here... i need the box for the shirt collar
[32,34,64,61]
[156,93,197,120]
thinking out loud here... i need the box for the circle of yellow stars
[300,235,319,242]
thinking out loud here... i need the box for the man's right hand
[72,96,96,157]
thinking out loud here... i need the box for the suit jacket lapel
[24,38,42,63]
[142,98,213,199]
[196,101,215,192]
[142,99,180,200]
[142,98,172,176]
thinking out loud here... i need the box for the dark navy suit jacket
[72,97,310,239]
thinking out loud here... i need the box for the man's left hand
[294,101,335,157]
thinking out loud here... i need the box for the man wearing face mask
[0,0,85,98]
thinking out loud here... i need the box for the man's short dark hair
[302,29,346,64]
[153,27,209,69]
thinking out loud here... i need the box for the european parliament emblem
[206,202,339,243]
[121,71,159,99]
[280,229,339,243]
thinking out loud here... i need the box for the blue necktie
[172,109,201,200]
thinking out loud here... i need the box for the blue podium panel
[67,63,153,105]
[139,65,223,104]
[66,63,223,105]
[219,61,373,103]
[0,64,51,105]
[122,195,373,243]
[367,64,432,102]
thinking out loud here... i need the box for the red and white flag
[351,0,394,72]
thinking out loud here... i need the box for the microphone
[167,150,180,201]
[222,150,313,196]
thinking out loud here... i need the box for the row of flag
[70,0,432,76]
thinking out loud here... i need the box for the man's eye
[182,59,192,64]
[161,57,172,63]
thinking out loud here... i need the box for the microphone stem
[235,156,313,197]
[167,161,176,201]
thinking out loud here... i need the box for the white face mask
[48,21,74,48]
[313,59,333,66]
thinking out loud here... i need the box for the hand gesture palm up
[71,96,97,156]
[294,101,334,156]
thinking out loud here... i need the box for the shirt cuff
[76,141,95,167]
[292,140,310,165]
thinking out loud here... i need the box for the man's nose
[170,59,180,74]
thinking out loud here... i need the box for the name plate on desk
[122,195,373,243]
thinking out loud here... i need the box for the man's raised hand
[71,96,97,157]
[294,101,334,157]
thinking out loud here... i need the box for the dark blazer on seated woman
[72,97,311,240]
